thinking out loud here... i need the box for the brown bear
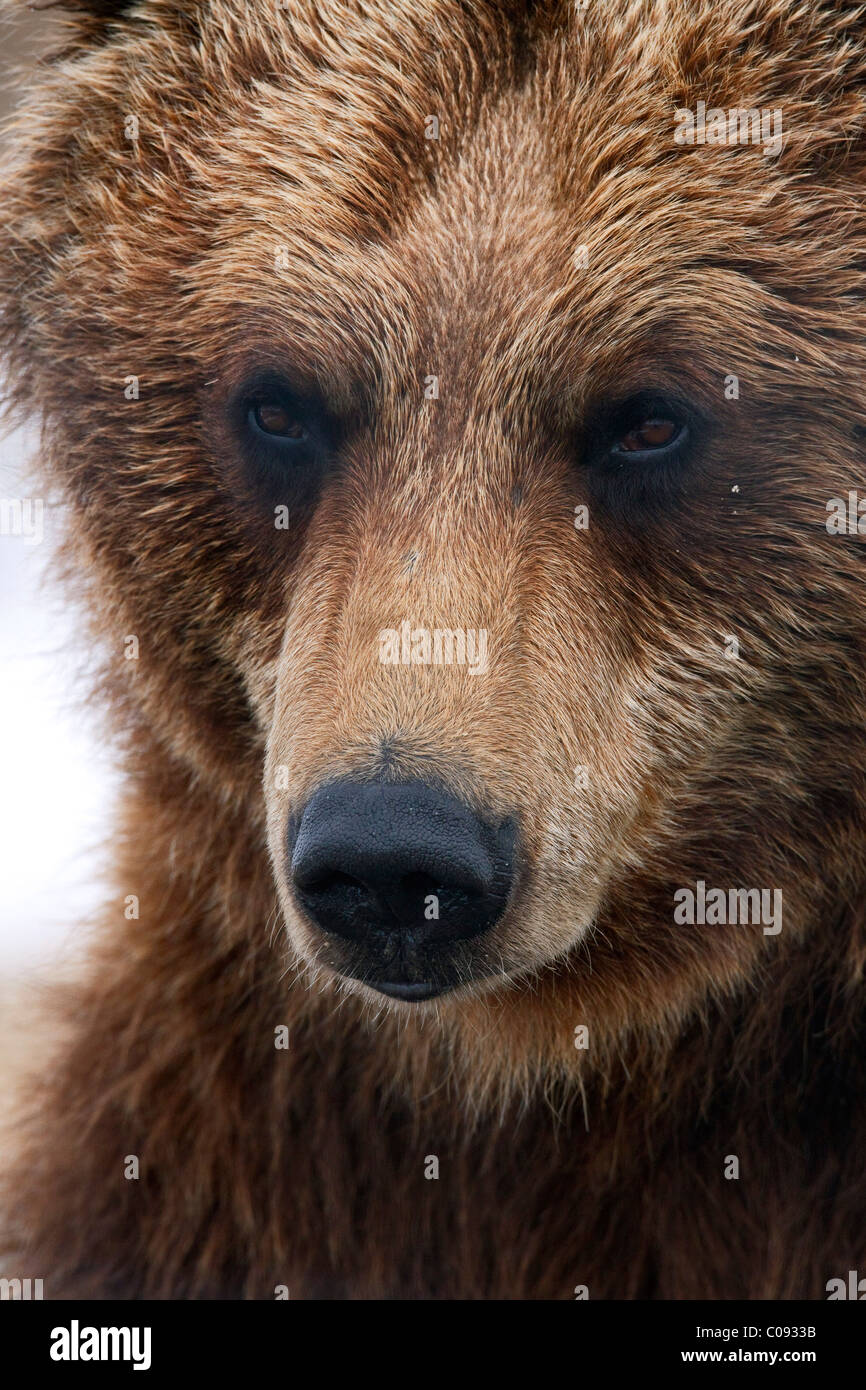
[1,0,865,1300]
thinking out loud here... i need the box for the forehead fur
[2,0,865,404]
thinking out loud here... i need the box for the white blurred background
[0,428,113,971]
[1,10,112,1066]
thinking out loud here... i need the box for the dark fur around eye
[228,373,339,510]
[578,391,700,519]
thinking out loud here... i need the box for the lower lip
[366,980,447,1001]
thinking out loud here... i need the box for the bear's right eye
[250,399,310,441]
[244,388,321,454]
[233,375,336,473]
[221,373,340,516]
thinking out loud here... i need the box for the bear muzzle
[287,778,517,999]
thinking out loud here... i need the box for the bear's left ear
[770,3,866,178]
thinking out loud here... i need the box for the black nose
[288,779,515,951]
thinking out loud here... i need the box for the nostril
[399,871,440,899]
[293,870,379,942]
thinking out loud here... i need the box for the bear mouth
[364,980,448,1001]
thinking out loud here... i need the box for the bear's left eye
[610,401,687,461]
[616,417,679,452]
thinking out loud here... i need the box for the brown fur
[1,0,866,1298]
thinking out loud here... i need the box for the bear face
[2,0,865,1094]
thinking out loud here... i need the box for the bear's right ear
[39,1,133,8]
[29,0,142,45]
[31,0,137,16]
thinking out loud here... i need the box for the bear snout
[287,778,517,999]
